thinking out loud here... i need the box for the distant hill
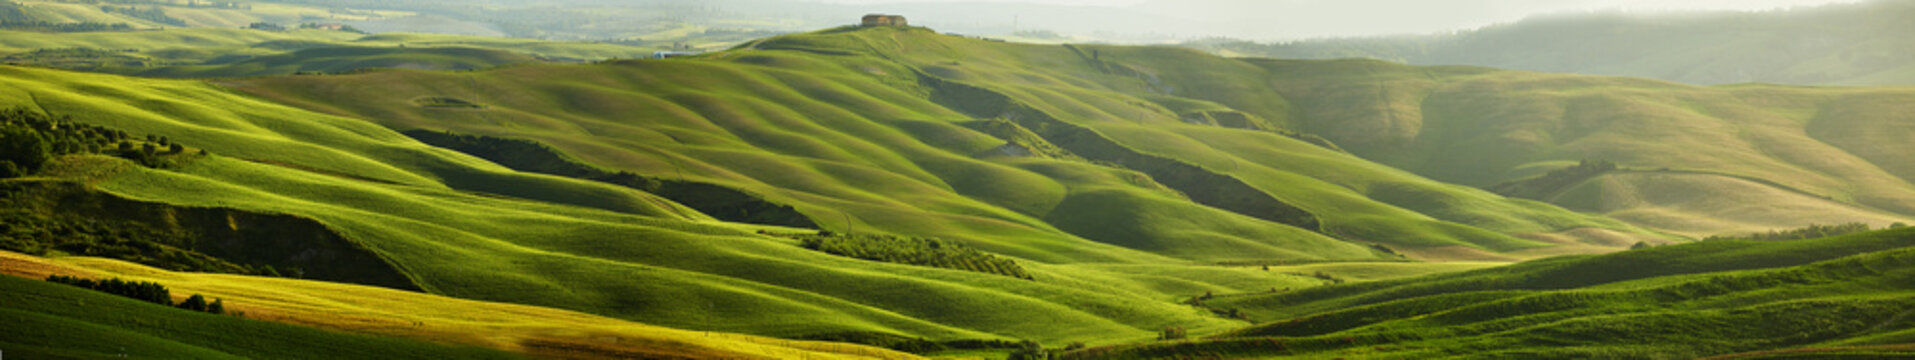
[1188,0,1915,86]
[0,27,658,77]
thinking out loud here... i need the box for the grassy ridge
[233,26,1664,261]
[1071,227,1915,359]
[0,64,1349,344]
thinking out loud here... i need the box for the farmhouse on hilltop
[861,14,907,27]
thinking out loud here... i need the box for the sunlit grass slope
[232,36,1390,263]
[0,274,520,359]
[234,26,1663,261]
[0,250,921,360]
[1072,227,1915,359]
[0,64,1361,344]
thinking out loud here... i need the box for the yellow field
[0,250,923,360]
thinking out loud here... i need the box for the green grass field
[1071,227,1915,359]
[0,250,925,360]
[0,272,520,359]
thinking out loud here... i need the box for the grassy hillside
[9,20,1914,357]
[0,250,922,360]
[234,26,1663,262]
[1,63,1403,345]
[1070,227,1915,359]
[1187,1,1915,86]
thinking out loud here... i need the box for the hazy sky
[813,0,1863,39]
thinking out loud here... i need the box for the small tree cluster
[98,5,185,26]
[0,107,202,176]
[796,232,1034,280]
[46,275,224,314]
[1158,326,1187,340]
[1004,340,1049,360]
[1704,222,1875,241]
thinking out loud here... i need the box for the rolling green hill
[234,26,1664,263]
[0,63,1353,345]
[1071,227,1915,359]
[6,19,1915,358]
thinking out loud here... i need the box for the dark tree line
[1705,222,1877,241]
[98,5,184,26]
[795,231,1034,280]
[45,275,224,314]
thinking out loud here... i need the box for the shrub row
[793,231,1034,280]
[46,275,225,314]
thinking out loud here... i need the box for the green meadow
[1075,227,1915,359]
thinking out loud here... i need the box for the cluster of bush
[0,107,201,177]
[245,21,285,31]
[794,231,1034,280]
[46,275,225,314]
[98,5,184,26]
[297,22,364,33]
[0,20,134,32]
[2,47,159,70]
[797,331,1072,358]
[1704,222,1886,241]
[1489,159,1619,199]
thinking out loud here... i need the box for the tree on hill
[178,294,209,312]
[0,127,49,177]
[1158,326,1187,340]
